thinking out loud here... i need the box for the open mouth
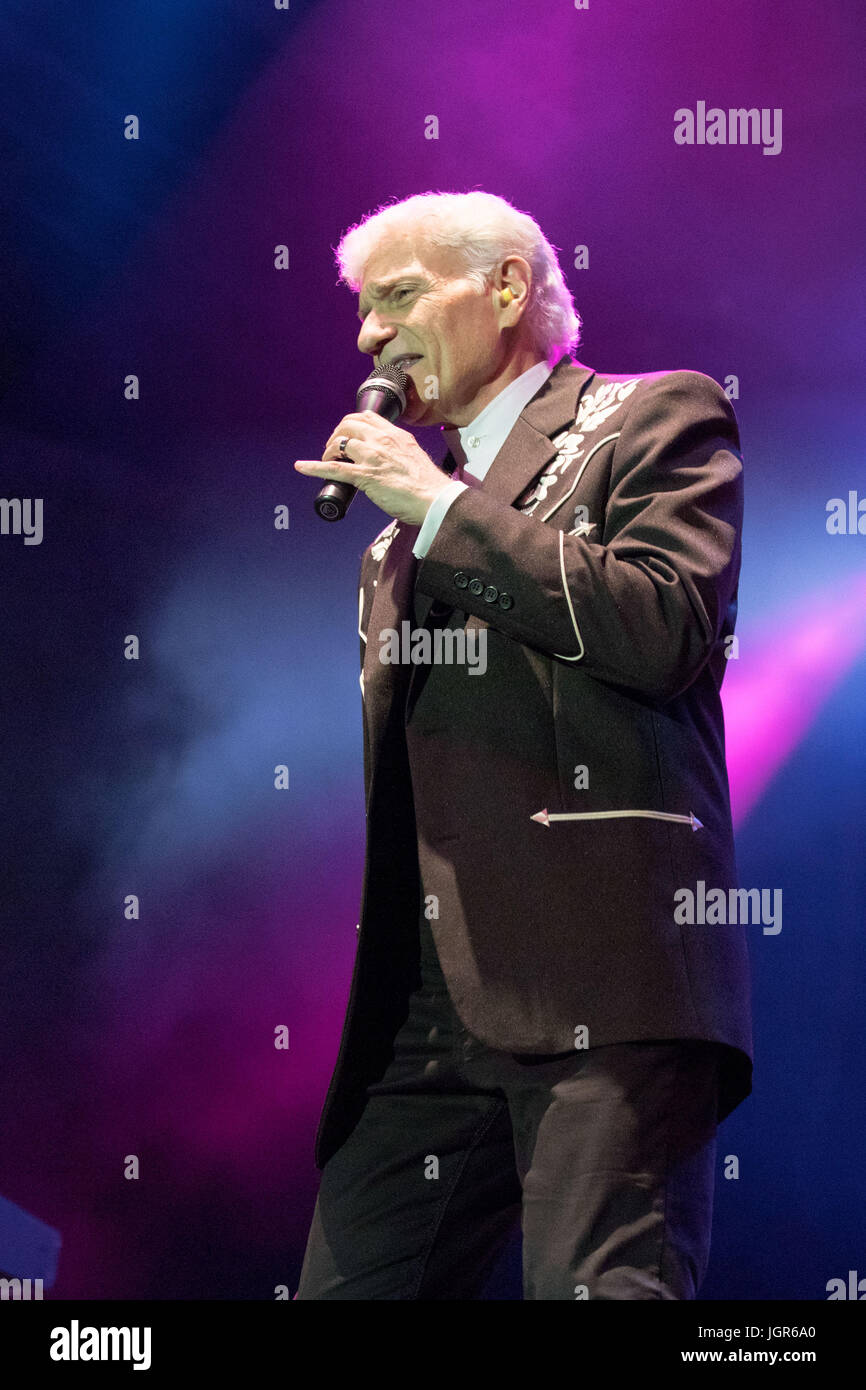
[387,355,422,371]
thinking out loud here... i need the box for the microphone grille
[357,362,408,404]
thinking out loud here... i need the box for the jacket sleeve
[413,370,743,702]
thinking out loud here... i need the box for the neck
[448,346,549,427]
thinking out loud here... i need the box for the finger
[323,413,382,452]
[322,438,358,462]
[323,415,362,449]
[293,459,360,481]
[322,431,357,457]
[323,436,379,467]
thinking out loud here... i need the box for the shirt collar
[442,360,553,466]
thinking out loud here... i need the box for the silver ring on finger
[337,435,351,460]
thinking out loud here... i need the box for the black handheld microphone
[314,363,409,521]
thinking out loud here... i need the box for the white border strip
[540,432,621,522]
[547,432,621,663]
[532,808,703,831]
[553,527,585,661]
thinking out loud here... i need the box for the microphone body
[314,365,409,522]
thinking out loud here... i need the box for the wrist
[414,476,455,526]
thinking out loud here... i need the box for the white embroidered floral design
[370,519,400,562]
[574,378,641,433]
[551,428,586,456]
[518,378,643,515]
[520,431,586,514]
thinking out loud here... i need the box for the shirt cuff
[412,479,468,558]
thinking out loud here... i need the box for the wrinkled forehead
[358,231,465,301]
[359,235,423,290]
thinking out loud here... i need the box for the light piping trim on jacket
[540,432,621,522]
[553,526,585,661]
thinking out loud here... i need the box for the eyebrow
[357,276,420,320]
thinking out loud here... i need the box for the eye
[393,286,413,301]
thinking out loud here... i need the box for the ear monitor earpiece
[500,287,516,305]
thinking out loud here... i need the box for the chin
[402,394,440,428]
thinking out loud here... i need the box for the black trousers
[296,906,720,1300]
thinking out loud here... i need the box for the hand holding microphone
[313,364,408,521]
[294,363,456,527]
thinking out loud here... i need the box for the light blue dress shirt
[412,359,553,559]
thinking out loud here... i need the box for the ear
[495,255,532,323]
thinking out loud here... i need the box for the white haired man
[294,191,752,1300]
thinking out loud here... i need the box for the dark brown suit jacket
[315,355,753,1169]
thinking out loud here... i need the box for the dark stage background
[1,0,864,1300]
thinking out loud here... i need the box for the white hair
[335,190,582,362]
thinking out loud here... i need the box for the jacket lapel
[412,358,596,629]
[361,357,597,737]
[360,518,420,743]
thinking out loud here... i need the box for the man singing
[293,190,752,1300]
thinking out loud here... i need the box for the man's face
[356,233,507,427]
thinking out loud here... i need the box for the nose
[357,309,397,360]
